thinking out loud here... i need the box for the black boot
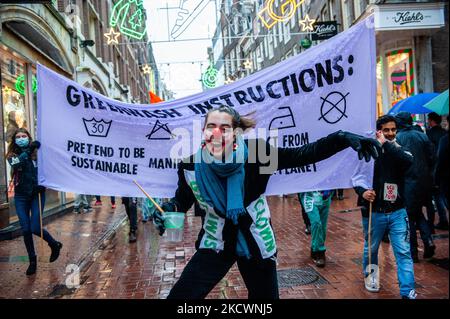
[49,242,63,262]
[26,256,37,276]
[129,230,137,243]
[423,242,436,259]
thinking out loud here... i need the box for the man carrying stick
[353,115,416,299]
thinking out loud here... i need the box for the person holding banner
[352,115,416,299]
[6,128,63,276]
[151,105,380,299]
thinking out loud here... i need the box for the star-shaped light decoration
[224,77,234,85]
[142,64,152,74]
[299,14,316,32]
[2,86,12,95]
[243,59,252,70]
[104,28,121,45]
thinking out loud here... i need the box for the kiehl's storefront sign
[312,21,338,41]
[375,4,445,30]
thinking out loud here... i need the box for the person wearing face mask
[352,115,416,299]
[150,105,380,299]
[5,128,63,276]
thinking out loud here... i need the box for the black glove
[340,131,381,162]
[29,141,41,152]
[152,202,176,236]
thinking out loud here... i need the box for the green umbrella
[424,89,449,115]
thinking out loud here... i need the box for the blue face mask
[15,137,29,148]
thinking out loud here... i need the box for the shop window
[385,48,415,107]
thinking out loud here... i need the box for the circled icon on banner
[318,91,349,124]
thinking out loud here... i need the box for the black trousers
[122,197,137,232]
[167,250,279,299]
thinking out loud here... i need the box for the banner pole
[133,180,165,214]
[38,192,44,262]
[368,201,373,277]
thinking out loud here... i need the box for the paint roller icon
[171,0,210,39]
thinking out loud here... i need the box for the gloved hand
[152,202,177,236]
[340,131,381,162]
[29,141,41,152]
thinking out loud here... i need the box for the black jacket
[396,125,434,206]
[426,126,447,153]
[435,134,449,202]
[354,142,413,217]
[169,131,355,261]
[8,150,44,197]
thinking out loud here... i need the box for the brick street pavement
[1,191,448,299]
[0,197,126,298]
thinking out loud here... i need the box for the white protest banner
[37,17,375,198]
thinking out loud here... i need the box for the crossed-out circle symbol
[318,91,349,124]
[202,66,218,88]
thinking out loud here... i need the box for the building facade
[0,0,163,230]
[216,0,448,116]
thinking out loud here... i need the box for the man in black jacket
[395,112,436,262]
[353,115,416,299]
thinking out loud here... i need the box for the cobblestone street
[1,191,447,299]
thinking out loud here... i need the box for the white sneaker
[402,290,417,299]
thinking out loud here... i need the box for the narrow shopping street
[0,191,447,299]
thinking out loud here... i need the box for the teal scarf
[195,135,248,224]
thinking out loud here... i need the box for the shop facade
[364,2,447,118]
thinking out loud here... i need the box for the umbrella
[388,93,439,115]
[424,89,449,115]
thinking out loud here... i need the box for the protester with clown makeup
[5,128,63,276]
[151,105,381,299]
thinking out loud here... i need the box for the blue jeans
[15,192,58,258]
[362,208,415,297]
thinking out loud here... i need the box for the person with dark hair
[353,114,416,298]
[395,111,436,262]
[426,112,448,230]
[5,128,63,276]
[151,105,380,299]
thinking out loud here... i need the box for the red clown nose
[212,127,222,139]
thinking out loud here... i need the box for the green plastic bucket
[164,212,185,241]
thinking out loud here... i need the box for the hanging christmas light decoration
[142,64,152,74]
[202,65,219,89]
[110,0,147,40]
[224,77,235,85]
[299,14,316,32]
[15,74,37,95]
[258,0,305,29]
[243,59,252,70]
[104,28,121,45]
